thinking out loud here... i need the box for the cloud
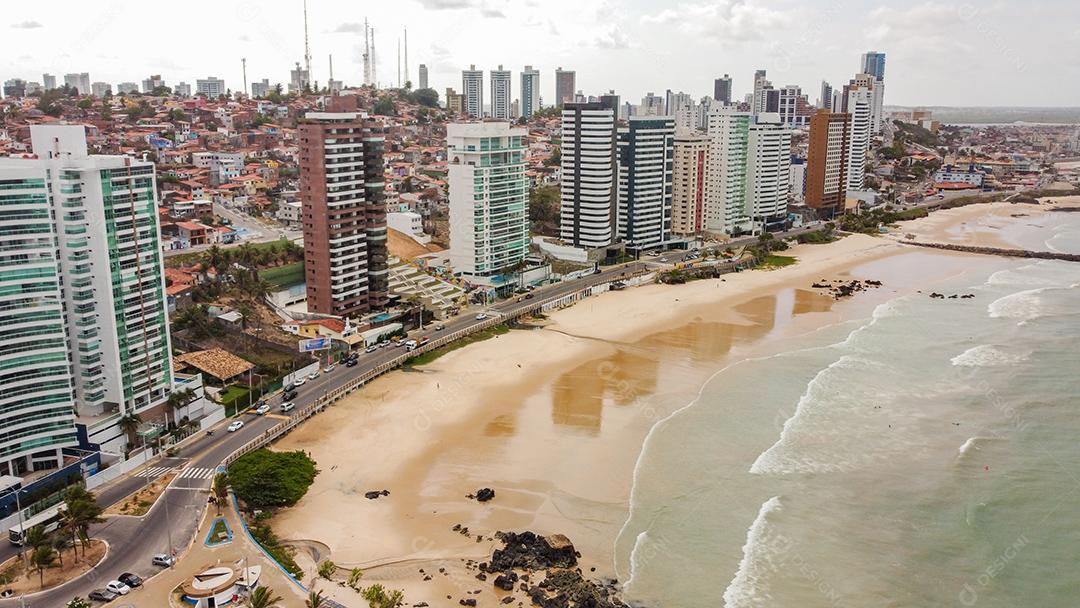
[641,0,788,42]
[594,25,632,49]
[416,0,505,16]
[417,0,473,8]
[11,20,43,29]
[866,3,977,57]
[331,22,365,34]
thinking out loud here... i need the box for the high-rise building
[448,122,529,282]
[705,107,749,233]
[298,96,388,317]
[196,77,226,98]
[560,100,618,249]
[845,88,873,192]
[175,82,192,97]
[42,73,56,91]
[848,73,885,133]
[671,133,709,235]
[462,65,483,118]
[251,79,271,98]
[805,110,850,215]
[640,92,664,116]
[819,81,833,110]
[520,66,540,119]
[555,67,576,109]
[290,63,310,93]
[490,65,512,120]
[3,79,26,98]
[91,82,111,98]
[116,82,139,95]
[445,88,465,114]
[142,75,165,93]
[418,64,429,90]
[0,125,174,463]
[64,73,91,95]
[745,114,792,231]
[706,108,791,234]
[777,85,813,128]
[714,74,732,104]
[617,117,675,250]
[751,69,770,115]
[861,51,886,81]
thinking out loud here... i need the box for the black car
[282,390,298,401]
[345,359,358,367]
[118,572,143,587]
[284,383,296,392]
[88,589,118,602]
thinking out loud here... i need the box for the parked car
[280,402,295,413]
[118,572,143,588]
[105,581,131,596]
[255,403,271,415]
[475,313,488,320]
[88,589,118,602]
[227,420,244,433]
[151,554,175,567]
[295,377,307,387]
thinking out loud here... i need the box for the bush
[228,449,318,509]
[251,523,303,577]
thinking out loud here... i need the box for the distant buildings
[0,125,174,461]
[142,74,165,93]
[289,63,310,93]
[298,96,389,317]
[751,69,769,115]
[671,133,709,235]
[521,66,540,119]
[819,81,833,110]
[117,82,139,95]
[196,77,226,98]
[448,122,529,282]
[714,74,732,104]
[3,79,26,98]
[42,73,56,91]
[805,110,850,215]
[445,88,464,115]
[616,117,675,250]
[490,65,512,120]
[462,65,483,118]
[64,73,91,95]
[418,64,429,90]
[560,100,618,248]
[175,81,192,97]
[251,79,271,98]
[861,51,886,81]
[91,82,111,97]
[555,67,576,109]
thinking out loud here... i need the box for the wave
[950,344,1029,367]
[987,288,1048,322]
[957,436,1002,459]
[722,496,783,608]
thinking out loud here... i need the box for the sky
[3,0,1079,107]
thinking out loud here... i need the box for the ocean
[614,213,1080,607]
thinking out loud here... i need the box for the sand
[268,204,1063,606]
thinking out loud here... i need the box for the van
[404,339,418,351]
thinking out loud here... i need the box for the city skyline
[3,1,1078,107]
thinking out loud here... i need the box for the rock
[423,575,432,581]
[494,572,518,591]
[459,600,477,607]
[528,568,629,608]
[364,491,382,499]
[501,597,515,605]
[382,489,390,496]
[452,524,462,532]
[476,573,488,581]
[475,488,496,502]
[487,532,578,572]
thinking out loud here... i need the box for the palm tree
[305,591,325,608]
[31,545,57,587]
[24,525,50,551]
[52,534,69,567]
[206,245,225,272]
[247,585,283,608]
[347,567,364,590]
[59,508,81,559]
[212,473,228,514]
[118,413,143,449]
[67,494,104,556]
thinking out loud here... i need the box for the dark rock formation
[528,569,628,608]
[487,532,577,572]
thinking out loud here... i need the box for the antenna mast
[362,18,371,85]
[303,0,312,86]
[241,57,247,97]
[404,27,409,87]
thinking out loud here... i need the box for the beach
[269,200,1077,606]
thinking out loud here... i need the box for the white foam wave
[986,265,1055,288]
[950,344,1029,367]
[957,436,1001,459]
[987,288,1048,322]
[722,496,783,608]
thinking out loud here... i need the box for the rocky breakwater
[478,531,630,608]
[900,241,1080,263]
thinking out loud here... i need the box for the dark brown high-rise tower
[805,109,850,215]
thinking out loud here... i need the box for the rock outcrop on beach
[467,488,496,502]
[810,278,884,299]
[481,531,630,608]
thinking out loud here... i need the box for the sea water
[616,213,1080,607]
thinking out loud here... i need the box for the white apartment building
[91,82,111,98]
[448,122,529,282]
[560,102,618,249]
[745,114,792,231]
[64,73,91,95]
[520,66,540,119]
[117,82,139,95]
[490,65,512,120]
[671,133,709,235]
[462,65,483,118]
[846,88,874,191]
[251,79,271,98]
[196,76,226,98]
[851,73,885,133]
[616,117,675,250]
[175,82,192,98]
[0,126,174,467]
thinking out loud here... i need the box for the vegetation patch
[761,255,798,268]
[228,449,318,509]
[250,517,303,578]
[258,261,305,289]
[405,324,510,367]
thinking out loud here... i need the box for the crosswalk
[137,465,172,478]
[178,466,218,480]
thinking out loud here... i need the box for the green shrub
[228,449,318,509]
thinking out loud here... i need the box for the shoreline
[268,202,1065,605]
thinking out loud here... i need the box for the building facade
[617,117,675,250]
[196,77,226,98]
[705,107,751,233]
[745,115,793,231]
[555,67,576,109]
[42,73,56,91]
[462,65,483,118]
[445,88,464,115]
[861,51,886,81]
[805,110,850,215]
[671,133,709,235]
[447,123,529,282]
[91,82,111,98]
[298,97,388,317]
[714,74,732,104]
[418,64,429,90]
[845,88,873,191]
[489,65,512,120]
[0,125,174,467]
[521,66,540,119]
[64,73,91,95]
[559,101,618,248]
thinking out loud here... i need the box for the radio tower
[362,18,371,85]
[303,0,312,86]
[241,57,247,97]
[404,27,409,88]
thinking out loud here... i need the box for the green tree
[347,567,364,590]
[228,449,318,509]
[31,545,57,587]
[247,585,283,608]
[64,488,104,556]
[373,96,397,116]
[118,413,142,448]
[76,98,93,110]
[66,598,92,608]
[52,534,70,567]
[318,559,337,580]
[410,88,439,108]
[212,473,229,514]
[24,525,50,551]
[361,584,404,608]
[306,591,325,608]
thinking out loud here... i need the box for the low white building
[387,211,430,245]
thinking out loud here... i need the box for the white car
[254,403,271,415]
[151,554,175,567]
[365,344,378,353]
[280,402,295,413]
[106,581,131,596]
[324,364,336,373]
[294,377,307,386]
[308,371,320,380]
[475,313,488,320]
[227,420,244,433]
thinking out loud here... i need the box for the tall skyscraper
[706,108,791,234]
[91,82,111,98]
[418,64,429,89]
[196,77,226,98]
[714,74,732,104]
[745,114,793,231]
[42,73,56,91]
[462,65,483,118]
[142,75,165,93]
[845,88,873,191]
[751,69,770,115]
[251,79,271,98]
[777,85,813,128]
[560,100,618,248]
[555,67,576,109]
[299,96,388,317]
[617,117,675,250]
[490,65,512,120]
[819,81,833,110]
[860,51,886,81]
[448,123,529,281]
[641,92,664,115]
[0,125,174,462]
[805,109,850,215]
[671,133,709,235]
[64,73,91,95]
[520,66,540,119]
[848,73,885,133]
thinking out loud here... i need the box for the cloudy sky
[3,0,1078,107]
